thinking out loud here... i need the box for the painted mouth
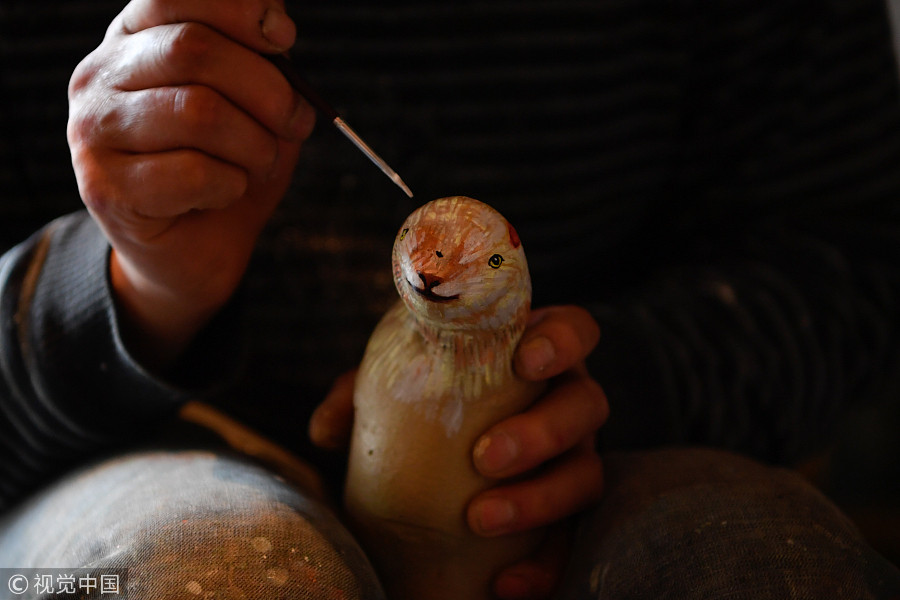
[408,280,460,303]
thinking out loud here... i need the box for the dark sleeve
[576,0,900,465]
[0,211,239,511]
[590,209,900,464]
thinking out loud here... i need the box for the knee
[1,451,383,600]
[559,447,900,598]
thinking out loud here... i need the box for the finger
[115,0,296,53]
[468,440,604,536]
[97,86,280,179]
[515,305,601,380]
[309,370,358,450]
[493,527,570,600]
[473,368,608,478]
[111,24,312,141]
[73,148,247,221]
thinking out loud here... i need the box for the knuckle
[536,313,587,366]
[68,53,102,98]
[67,120,113,210]
[558,324,584,364]
[555,305,600,353]
[72,157,114,216]
[157,154,245,214]
[66,107,99,148]
[67,74,121,149]
[259,86,293,123]
[161,22,214,75]
[536,421,571,458]
[178,154,220,192]
[172,86,224,133]
[292,102,317,139]
[96,96,135,143]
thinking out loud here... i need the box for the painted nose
[417,272,442,290]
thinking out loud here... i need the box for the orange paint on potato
[345,197,545,600]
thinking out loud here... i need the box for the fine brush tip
[265,53,414,198]
[332,118,414,198]
[393,174,414,199]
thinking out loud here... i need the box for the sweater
[1,0,900,510]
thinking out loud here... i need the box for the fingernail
[519,335,555,374]
[261,7,296,51]
[474,497,517,534]
[474,431,519,475]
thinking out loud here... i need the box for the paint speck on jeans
[252,537,273,553]
[267,567,289,586]
[186,581,203,595]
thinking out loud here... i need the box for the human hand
[310,305,607,599]
[468,305,607,599]
[67,0,315,368]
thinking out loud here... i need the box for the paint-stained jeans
[0,427,898,599]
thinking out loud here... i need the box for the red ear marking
[507,222,521,248]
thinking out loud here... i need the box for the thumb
[309,369,357,450]
[116,0,296,54]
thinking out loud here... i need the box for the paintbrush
[267,53,414,198]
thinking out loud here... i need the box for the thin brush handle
[265,53,414,198]
[267,53,339,121]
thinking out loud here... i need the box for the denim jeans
[1,420,897,599]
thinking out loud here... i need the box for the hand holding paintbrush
[67,0,318,367]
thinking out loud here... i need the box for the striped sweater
[1,0,899,508]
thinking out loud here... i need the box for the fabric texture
[0,432,385,600]
[0,1,898,475]
[0,214,240,512]
[558,448,900,599]
[0,0,898,591]
[1,443,897,598]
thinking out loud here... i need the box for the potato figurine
[345,196,544,600]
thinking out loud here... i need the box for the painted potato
[345,197,544,600]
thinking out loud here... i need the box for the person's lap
[560,448,900,598]
[0,446,384,600]
[1,416,897,599]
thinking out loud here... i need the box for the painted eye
[399,228,409,241]
[488,254,504,269]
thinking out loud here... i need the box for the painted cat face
[392,196,531,329]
